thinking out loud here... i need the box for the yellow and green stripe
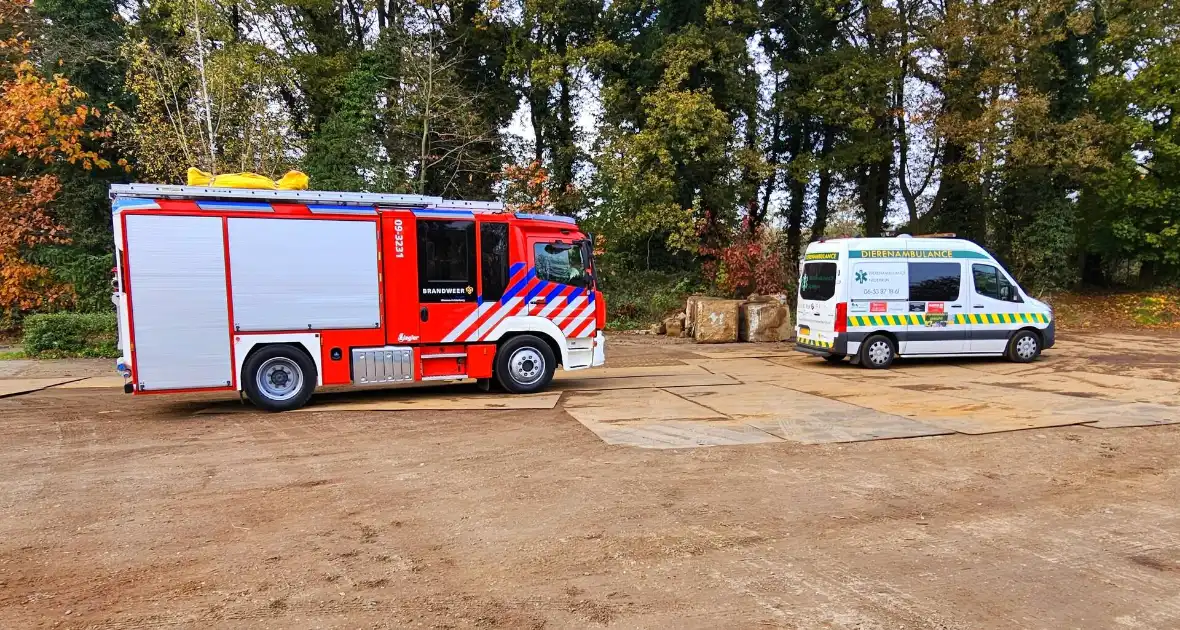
[846,312,1050,327]
[799,337,833,349]
[847,314,925,327]
[952,312,1049,325]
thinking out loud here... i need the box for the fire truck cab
[110,184,606,411]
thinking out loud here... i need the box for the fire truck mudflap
[111,184,606,411]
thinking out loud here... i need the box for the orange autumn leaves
[501,160,554,215]
[1,0,108,314]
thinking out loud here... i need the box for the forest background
[2,0,1178,345]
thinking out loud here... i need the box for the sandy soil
[1,334,1179,629]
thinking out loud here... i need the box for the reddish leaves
[700,217,787,298]
[501,160,555,215]
[0,0,108,315]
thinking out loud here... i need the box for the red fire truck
[110,184,606,411]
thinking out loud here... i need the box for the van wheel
[243,344,317,412]
[859,335,895,369]
[1007,330,1041,363]
[495,335,556,394]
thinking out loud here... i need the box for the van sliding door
[905,262,967,354]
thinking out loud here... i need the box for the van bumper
[795,334,848,357]
[1042,320,1055,349]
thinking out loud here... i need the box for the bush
[22,312,119,358]
[600,267,701,330]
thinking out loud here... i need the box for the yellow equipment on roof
[186,168,309,191]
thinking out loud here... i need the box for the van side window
[972,264,1021,302]
[908,262,961,301]
[800,262,837,301]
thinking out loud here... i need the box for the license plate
[799,325,811,336]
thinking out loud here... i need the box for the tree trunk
[553,53,577,215]
[810,125,835,241]
[528,86,547,164]
[785,127,806,264]
[1138,260,1157,288]
[858,146,892,238]
[756,85,784,233]
[932,139,985,240]
[418,34,433,194]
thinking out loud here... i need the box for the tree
[0,0,108,318]
[590,0,760,265]
[114,1,303,184]
[507,0,600,215]
[1082,0,1180,285]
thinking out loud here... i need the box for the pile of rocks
[654,294,792,343]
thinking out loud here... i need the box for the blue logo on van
[855,270,868,284]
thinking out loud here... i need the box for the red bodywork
[117,201,604,390]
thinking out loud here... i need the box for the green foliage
[590,0,760,256]
[1133,295,1180,326]
[599,266,701,330]
[8,0,1180,335]
[30,246,113,313]
[303,64,380,192]
[22,312,118,358]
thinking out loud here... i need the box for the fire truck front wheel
[495,335,556,394]
[243,344,317,412]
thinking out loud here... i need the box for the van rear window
[800,262,837,301]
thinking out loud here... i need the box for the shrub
[22,312,119,358]
[599,267,701,330]
[700,219,789,299]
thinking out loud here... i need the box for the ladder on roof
[109,183,505,212]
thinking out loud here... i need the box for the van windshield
[800,262,837,301]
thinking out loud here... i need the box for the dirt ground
[2,333,1179,629]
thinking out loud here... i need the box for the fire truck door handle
[420,307,429,322]
[529,297,546,305]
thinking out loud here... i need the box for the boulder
[664,313,686,338]
[684,295,709,338]
[770,295,793,341]
[740,300,790,342]
[651,320,666,335]
[693,298,742,343]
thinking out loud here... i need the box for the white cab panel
[228,218,380,331]
[125,215,232,390]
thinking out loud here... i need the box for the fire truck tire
[243,344,317,412]
[495,335,556,394]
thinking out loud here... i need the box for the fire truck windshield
[534,241,593,288]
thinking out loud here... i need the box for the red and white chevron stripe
[441,292,598,343]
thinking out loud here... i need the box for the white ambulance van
[794,236,1054,368]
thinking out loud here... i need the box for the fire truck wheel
[495,335,556,394]
[243,344,317,412]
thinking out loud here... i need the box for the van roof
[807,236,990,256]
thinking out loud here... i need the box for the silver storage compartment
[351,346,414,385]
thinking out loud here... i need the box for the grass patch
[0,349,25,360]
